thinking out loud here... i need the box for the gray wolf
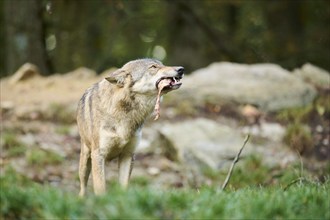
[77,58,184,196]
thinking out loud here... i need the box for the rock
[242,122,286,142]
[241,105,261,118]
[0,101,14,110]
[64,67,97,79]
[147,167,160,176]
[20,133,37,147]
[150,132,180,162]
[9,63,40,85]
[155,118,251,170]
[137,129,180,162]
[139,118,296,173]
[293,63,330,89]
[177,62,317,111]
[240,104,262,124]
[0,101,14,118]
[99,67,117,77]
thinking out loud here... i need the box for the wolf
[77,58,184,196]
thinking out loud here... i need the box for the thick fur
[77,58,183,196]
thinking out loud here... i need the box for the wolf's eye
[149,64,158,69]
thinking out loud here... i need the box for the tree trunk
[4,0,50,75]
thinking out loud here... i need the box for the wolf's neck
[110,92,156,137]
[128,93,157,119]
[102,85,156,118]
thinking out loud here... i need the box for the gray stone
[293,63,330,89]
[139,118,296,172]
[154,118,251,170]
[177,62,317,111]
[242,122,286,142]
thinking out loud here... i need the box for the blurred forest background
[1,0,329,76]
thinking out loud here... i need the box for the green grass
[26,148,64,166]
[1,131,27,158]
[1,130,64,165]
[1,169,329,219]
[55,125,71,135]
[201,155,311,189]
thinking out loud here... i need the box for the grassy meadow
[1,168,329,219]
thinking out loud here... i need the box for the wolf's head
[105,58,184,95]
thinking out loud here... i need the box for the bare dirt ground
[1,67,99,116]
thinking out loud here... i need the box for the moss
[2,131,20,149]
[314,95,330,117]
[131,176,150,186]
[276,93,329,124]
[168,99,199,117]
[283,123,314,154]
[55,125,71,135]
[45,103,75,124]
[1,131,27,157]
[276,105,313,124]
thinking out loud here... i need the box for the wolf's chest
[98,125,141,159]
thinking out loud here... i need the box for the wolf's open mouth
[155,76,182,90]
[154,76,183,120]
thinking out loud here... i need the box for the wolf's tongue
[154,78,171,120]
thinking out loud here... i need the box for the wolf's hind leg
[79,143,91,197]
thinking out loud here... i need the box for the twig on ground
[297,150,304,179]
[283,177,307,191]
[220,134,250,191]
[283,151,306,191]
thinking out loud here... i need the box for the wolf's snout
[175,67,184,76]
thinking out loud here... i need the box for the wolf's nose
[176,67,184,76]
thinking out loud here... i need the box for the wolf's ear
[105,69,127,87]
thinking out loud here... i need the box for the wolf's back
[77,81,103,145]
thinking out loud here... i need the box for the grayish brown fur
[77,58,183,196]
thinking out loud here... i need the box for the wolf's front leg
[118,153,134,189]
[91,149,106,195]
[79,143,91,197]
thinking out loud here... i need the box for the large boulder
[177,62,317,111]
[139,118,295,171]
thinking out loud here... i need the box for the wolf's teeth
[173,77,177,83]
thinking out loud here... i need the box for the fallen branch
[220,134,250,191]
